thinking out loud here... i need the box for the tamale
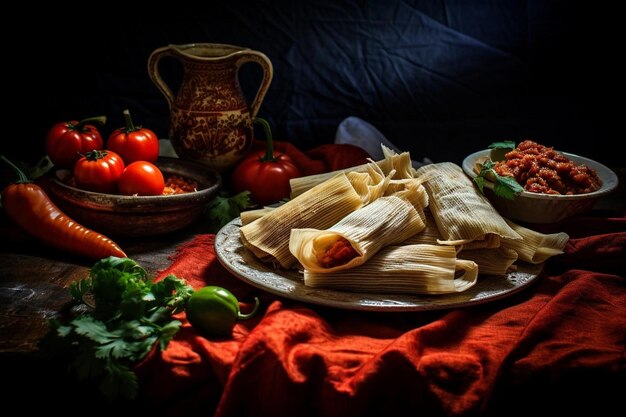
[501,219,569,263]
[240,173,363,268]
[240,207,276,226]
[289,196,426,273]
[414,162,521,245]
[290,145,415,197]
[459,247,518,276]
[304,244,478,294]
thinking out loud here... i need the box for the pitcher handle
[235,51,274,119]
[147,45,176,109]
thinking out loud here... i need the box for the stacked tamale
[239,146,568,295]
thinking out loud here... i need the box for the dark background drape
[5,1,620,168]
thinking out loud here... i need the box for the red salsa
[317,237,359,268]
[493,140,602,195]
[163,174,198,195]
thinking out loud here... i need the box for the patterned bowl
[462,149,619,224]
[46,157,221,237]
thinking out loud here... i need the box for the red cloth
[135,146,626,417]
[249,139,372,176]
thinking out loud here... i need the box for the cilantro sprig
[473,160,524,200]
[204,190,253,232]
[43,256,194,402]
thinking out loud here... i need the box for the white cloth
[334,116,430,168]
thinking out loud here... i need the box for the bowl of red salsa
[462,141,619,224]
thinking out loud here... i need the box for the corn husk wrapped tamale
[403,209,448,245]
[304,244,478,294]
[501,219,569,264]
[414,162,521,246]
[459,247,519,276]
[405,210,516,275]
[405,203,566,275]
[241,155,402,269]
[290,145,415,198]
[240,207,276,226]
[240,173,364,268]
[459,221,569,274]
[289,196,426,273]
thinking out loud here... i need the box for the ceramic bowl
[462,149,619,224]
[46,157,221,237]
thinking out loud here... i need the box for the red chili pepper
[45,116,107,169]
[1,156,126,259]
[107,109,159,165]
[231,118,301,205]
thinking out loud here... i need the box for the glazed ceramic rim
[462,149,619,201]
[170,43,251,59]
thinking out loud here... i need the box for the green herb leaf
[473,175,486,193]
[72,348,106,381]
[205,191,253,232]
[487,141,516,150]
[73,315,119,344]
[159,320,183,350]
[473,160,523,200]
[42,256,195,402]
[494,175,524,200]
[100,361,138,401]
[70,278,91,303]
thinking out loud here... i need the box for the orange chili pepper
[1,156,126,259]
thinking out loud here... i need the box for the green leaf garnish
[487,141,516,150]
[473,160,524,200]
[42,256,195,401]
[204,190,253,232]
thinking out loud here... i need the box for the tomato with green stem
[73,150,125,194]
[118,161,165,196]
[108,109,159,164]
[45,116,107,169]
[231,118,301,205]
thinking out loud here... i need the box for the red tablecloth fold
[135,219,626,417]
[134,144,625,416]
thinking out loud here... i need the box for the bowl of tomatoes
[46,157,221,237]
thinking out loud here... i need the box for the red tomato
[231,118,301,205]
[45,116,107,169]
[232,150,301,205]
[118,161,165,196]
[73,150,125,194]
[107,109,159,164]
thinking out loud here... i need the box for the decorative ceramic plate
[215,219,543,312]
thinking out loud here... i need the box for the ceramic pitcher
[148,43,273,172]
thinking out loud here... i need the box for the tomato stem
[123,109,140,133]
[255,118,277,162]
[73,115,107,131]
[84,150,109,161]
[0,155,30,184]
[237,297,260,320]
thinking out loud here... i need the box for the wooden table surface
[0,217,206,354]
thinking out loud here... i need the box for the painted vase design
[148,43,273,172]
